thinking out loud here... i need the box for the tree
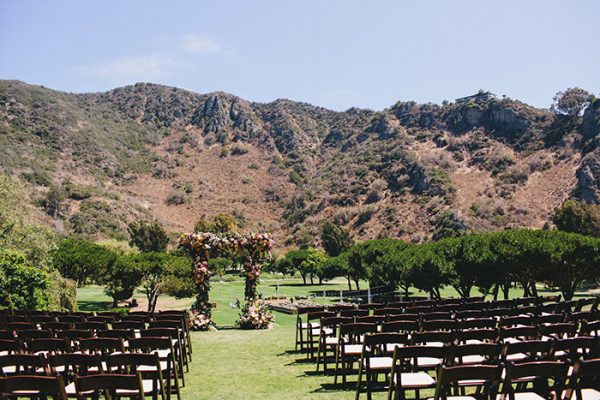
[52,239,117,287]
[553,200,600,237]
[128,220,169,252]
[103,255,145,307]
[41,184,66,218]
[348,239,409,288]
[278,249,324,285]
[111,252,194,313]
[0,250,49,310]
[321,221,353,257]
[377,243,415,298]
[551,88,592,120]
[407,243,451,300]
[538,231,600,301]
[194,213,239,234]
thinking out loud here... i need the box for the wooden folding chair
[355,315,387,325]
[539,323,577,340]
[26,338,72,355]
[341,309,370,319]
[459,318,497,330]
[108,353,167,400]
[316,316,352,373]
[140,328,187,380]
[148,320,190,367]
[499,361,568,400]
[359,303,385,310]
[128,337,180,400]
[355,333,407,400]
[74,373,145,400]
[0,375,67,400]
[0,354,50,376]
[48,353,104,397]
[432,364,500,400]
[421,319,457,332]
[294,306,324,352]
[499,315,534,328]
[563,358,600,400]
[334,323,378,385]
[75,322,109,332]
[536,313,565,325]
[387,345,447,400]
[113,320,146,331]
[421,312,452,321]
[412,331,455,348]
[304,311,335,359]
[381,320,419,334]
[500,340,553,364]
[552,336,599,362]
[447,343,500,366]
[156,312,192,360]
[499,326,538,343]
[43,322,75,332]
[455,328,498,345]
[57,330,95,351]
[17,329,54,341]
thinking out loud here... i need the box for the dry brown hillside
[0,81,598,246]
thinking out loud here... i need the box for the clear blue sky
[1,0,598,111]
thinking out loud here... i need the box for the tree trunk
[310,274,314,285]
[347,275,352,290]
[354,279,360,291]
[502,283,510,300]
[530,281,538,297]
[492,284,499,301]
[318,277,323,285]
[301,274,307,285]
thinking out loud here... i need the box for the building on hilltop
[455,91,497,104]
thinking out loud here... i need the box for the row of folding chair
[1,329,188,383]
[0,310,193,370]
[0,351,179,400]
[294,297,598,354]
[343,329,600,399]
[386,359,600,400]
[308,312,600,364]
[0,336,186,399]
[315,320,600,379]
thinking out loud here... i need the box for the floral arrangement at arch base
[179,231,274,330]
[237,299,274,330]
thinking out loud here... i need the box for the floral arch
[179,232,274,328]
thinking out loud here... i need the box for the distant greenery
[553,199,600,237]
[279,229,600,302]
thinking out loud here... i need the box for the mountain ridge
[1,80,598,247]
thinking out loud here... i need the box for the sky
[0,1,598,111]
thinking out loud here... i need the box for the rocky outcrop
[575,149,600,204]
[582,99,600,141]
[445,98,532,140]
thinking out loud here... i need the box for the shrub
[0,250,49,310]
[166,190,187,205]
[230,144,249,156]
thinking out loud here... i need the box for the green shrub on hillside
[0,250,49,310]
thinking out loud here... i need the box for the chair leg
[355,361,364,400]
[366,370,372,400]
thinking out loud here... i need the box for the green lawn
[76,277,587,400]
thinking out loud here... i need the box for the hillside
[1,80,598,246]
